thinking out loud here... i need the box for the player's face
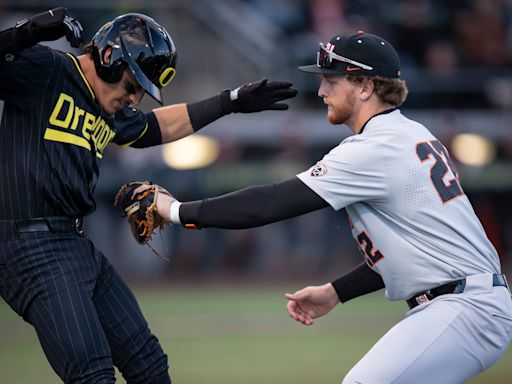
[318,75,358,126]
[98,70,145,116]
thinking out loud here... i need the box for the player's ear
[359,78,375,101]
[103,47,113,64]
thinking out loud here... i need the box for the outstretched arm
[286,262,385,326]
[153,79,298,143]
[150,176,329,229]
[0,7,82,57]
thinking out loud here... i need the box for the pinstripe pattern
[0,45,153,219]
[0,231,170,383]
[0,45,97,218]
[0,44,171,383]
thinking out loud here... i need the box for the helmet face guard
[91,13,177,104]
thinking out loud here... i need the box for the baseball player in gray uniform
[124,31,512,383]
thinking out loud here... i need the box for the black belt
[13,217,84,235]
[406,274,508,310]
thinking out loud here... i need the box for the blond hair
[347,76,409,107]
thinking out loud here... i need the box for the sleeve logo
[310,162,328,177]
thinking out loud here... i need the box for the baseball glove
[114,181,171,245]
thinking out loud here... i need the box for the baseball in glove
[114,181,172,259]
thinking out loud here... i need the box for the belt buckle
[415,293,431,306]
[74,218,84,235]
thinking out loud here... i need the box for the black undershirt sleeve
[179,177,384,302]
[179,176,329,229]
[331,262,385,303]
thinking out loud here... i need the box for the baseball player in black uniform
[0,8,296,383]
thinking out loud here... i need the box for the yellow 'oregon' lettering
[92,120,105,141]
[46,93,118,156]
[70,106,85,130]
[96,127,111,150]
[49,93,74,128]
[82,112,96,140]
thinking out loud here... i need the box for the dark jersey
[0,45,155,219]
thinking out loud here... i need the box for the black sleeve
[179,176,329,229]
[112,110,162,148]
[0,44,55,107]
[331,262,385,303]
[0,28,16,57]
[129,112,162,148]
[1,8,79,58]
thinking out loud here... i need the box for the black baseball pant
[0,219,171,383]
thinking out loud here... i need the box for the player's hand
[222,78,298,113]
[15,7,84,48]
[285,283,339,326]
[132,182,176,224]
[62,13,84,48]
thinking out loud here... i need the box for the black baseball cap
[299,31,400,78]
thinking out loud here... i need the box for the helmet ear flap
[91,43,126,83]
[106,60,126,83]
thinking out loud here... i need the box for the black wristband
[187,91,233,132]
[331,262,385,303]
[218,89,235,113]
[179,200,203,228]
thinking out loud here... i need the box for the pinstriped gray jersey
[297,110,500,300]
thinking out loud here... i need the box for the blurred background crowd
[1,0,511,285]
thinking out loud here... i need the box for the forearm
[186,91,233,132]
[0,8,81,57]
[155,79,296,142]
[155,92,233,143]
[0,26,41,57]
[169,177,329,229]
[153,104,194,143]
[331,262,385,303]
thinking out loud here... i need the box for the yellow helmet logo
[159,67,176,87]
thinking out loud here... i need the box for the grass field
[0,285,510,383]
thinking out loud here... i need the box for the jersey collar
[66,53,96,100]
[359,107,397,134]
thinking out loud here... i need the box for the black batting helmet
[91,13,177,104]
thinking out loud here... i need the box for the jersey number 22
[416,139,464,203]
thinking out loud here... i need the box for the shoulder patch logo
[310,162,328,177]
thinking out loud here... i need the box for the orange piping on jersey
[66,53,96,100]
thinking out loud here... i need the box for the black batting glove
[14,7,83,50]
[220,78,298,114]
[62,13,84,48]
